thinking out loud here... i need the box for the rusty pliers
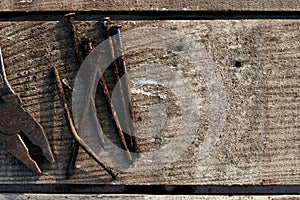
[0,48,54,174]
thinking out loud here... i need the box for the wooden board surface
[0,194,300,199]
[0,0,300,11]
[0,19,299,186]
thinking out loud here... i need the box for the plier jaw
[0,48,55,174]
[2,132,45,174]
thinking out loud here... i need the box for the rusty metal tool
[0,48,55,174]
[67,37,108,178]
[102,17,138,153]
[65,13,83,65]
[64,12,82,178]
[112,25,139,153]
[65,13,109,179]
[97,17,134,161]
[52,66,118,179]
[101,18,133,150]
[65,14,132,178]
[65,13,106,178]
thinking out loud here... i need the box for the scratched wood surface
[0,0,300,11]
[0,19,299,185]
[1,195,300,199]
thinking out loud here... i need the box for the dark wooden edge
[0,184,299,195]
[0,11,300,21]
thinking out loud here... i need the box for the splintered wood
[0,20,299,185]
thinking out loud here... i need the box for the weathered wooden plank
[0,19,299,185]
[0,0,300,12]
[0,194,300,199]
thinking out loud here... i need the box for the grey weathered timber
[0,0,300,11]
[0,195,300,199]
[0,20,299,186]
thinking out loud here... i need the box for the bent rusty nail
[64,15,106,177]
[64,12,81,178]
[62,75,104,179]
[65,35,105,177]
[52,66,118,179]
[66,139,79,178]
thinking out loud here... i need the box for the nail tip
[65,12,76,17]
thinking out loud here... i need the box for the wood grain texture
[0,0,300,11]
[0,19,299,185]
[0,195,300,200]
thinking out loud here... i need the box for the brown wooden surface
[0,19,299,185]
[0,0,300,11]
